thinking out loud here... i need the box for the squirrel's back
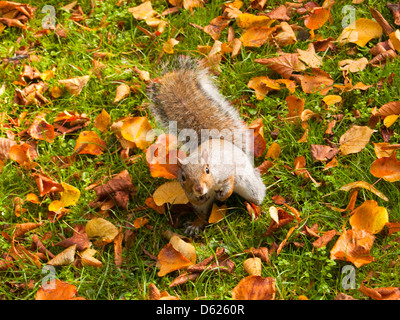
[148,57,251,153]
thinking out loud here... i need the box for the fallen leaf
[56,225,89,251]
[239,26,277,47]
[32,173,63,197]
[169,235,196,264]
[49,182,80,211]
[373,101,400,117]
[204,16,231,40]
[232,276,275,300]
[297,43,322,68]
[312,230,337,248]
[121,116,154,150]
[310,144,338,162]
[85,218,119,244]
[299,68,333,95]
[80,248,102,268]
[163,38,179,54]
[94,109,111,132]
[337,18,383,47]
[304,7,330,31]
[338,181,389,202]
[339,126,375,156]
[350,200,389,234]
[35,279,80,300]
[330,229,375,268]
[243,257,262,276]
[75,130,106,155]
[47,244,76,266]
[128,1,157,20]
[255,53,305,79]
[370,152,400,182]
[236,13,274,29]
[157,243,192,277]
[58,75,90,96]
[360,283,400,300]
[153,181,189,206]
[208,203,227,224]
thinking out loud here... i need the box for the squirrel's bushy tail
[147,56,253,156]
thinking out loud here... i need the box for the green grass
[1,0,400,300]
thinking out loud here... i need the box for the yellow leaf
[338,180,388,201]
[208,203,227,224]
[128,1,157,20]
[339,125,375,155]
[58,75,90,96]
[389,29,400,51]
[163,38,179,54]
[236,13,274,29]
[85,218,119,244]
[169,235,196,264]
[383,114,399,128]
[153,181,189,206]
[349,200,389,234]
[121,117,154,150]
[94,109,111,132]
[322,95,342,106]
[337,18,383,47]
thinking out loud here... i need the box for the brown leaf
[0,137,16,160]
[232,276,275,300]
[204,16,231,40]
[255,53,305,79]
[13,221,44,238]
[360,283,400,300]
[387,2,400,25]
[310,144,338,162]
[58,75,90,96]
[32,173,63,197]
[266,5,290,21]
[55,225,89,251]
[373,101,400,117]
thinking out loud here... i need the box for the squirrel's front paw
[184,216,207,236]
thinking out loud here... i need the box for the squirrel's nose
[194,185,203,194]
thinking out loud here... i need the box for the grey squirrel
[148,57,266,234]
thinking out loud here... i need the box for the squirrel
[148,57,266,234]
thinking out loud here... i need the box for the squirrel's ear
[201,148,208,163]
[177,157,183,167]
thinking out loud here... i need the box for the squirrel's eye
[205,166,210,174]
[181,173,186,181]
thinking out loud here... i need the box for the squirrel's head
[177,149,214,198]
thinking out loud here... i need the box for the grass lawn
[1,0,400,300]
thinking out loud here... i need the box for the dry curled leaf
[58,75,90,96]
[47,244,76,266]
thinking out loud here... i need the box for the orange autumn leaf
[13,221,45,238]
[247,76,296,100]
[232,276,275,300]
[146,134,185,179]
[204,16,231,40]
[286,95,305,122]
[157,243,192,277]
[299,68,333,95]
[304,7,330,30]
[360,283,400,300]
[266,142,281,159]
[35,279,81,300]
[128,1,157,20]
[330,229,375,268]
[248,118,266,157]
[370,152,400,182]
[94,109,111,133]
[75,130,107,155]
[373,101,400,117]
[27,114,55,143]
[9,143,37,169]
[349,200,388,234]
[145,196,165,214]
[133,217,149,229]
[239,26,277,48]
[121,116,154,150]
[152,181,189,206]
